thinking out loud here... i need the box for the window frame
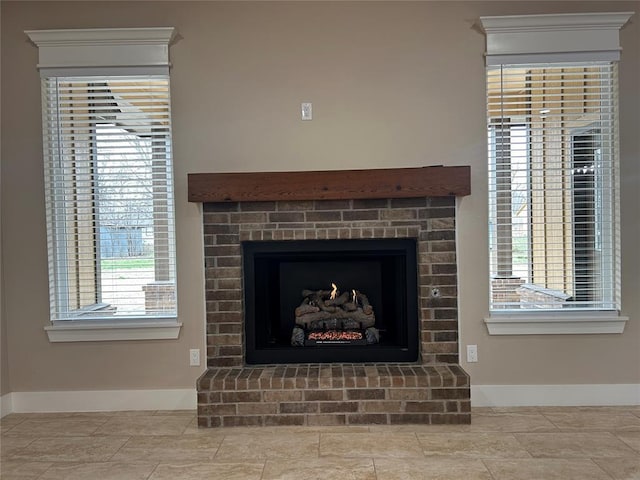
[480,12,632,335]
[26,28,181,342]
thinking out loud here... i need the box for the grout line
[145,462,162,480]
[105,435,133,462]
[259,458,268,480]
[480,458,499,480]
[587,458,617,480]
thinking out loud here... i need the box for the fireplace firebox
[243,239,419,364]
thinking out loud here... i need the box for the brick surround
[196,197,471,427]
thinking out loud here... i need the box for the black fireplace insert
[243,238,419,364]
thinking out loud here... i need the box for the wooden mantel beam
[188,165,470,203]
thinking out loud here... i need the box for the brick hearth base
[197,364,470,427]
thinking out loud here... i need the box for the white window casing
[26,28,181,341]
[25,28,175,77]
[480,12,633,335]
[480,12,634,65]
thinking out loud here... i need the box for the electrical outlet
[466,344,478,363]
[189,349,200,367]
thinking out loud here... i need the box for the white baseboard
[472,384,640,407]
[1,393,14,418]
[4,388,196,415]
[2,385,639,416]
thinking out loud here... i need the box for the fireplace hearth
[190,167,472,427]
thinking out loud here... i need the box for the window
[26,28,180,341]
[480,13,632,334]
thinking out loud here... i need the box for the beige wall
[0,1,638,393]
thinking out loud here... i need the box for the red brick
[319,402,359,413]
[222,416,263,427]
[304,390,344,401]
[280,402,319,414]
[222,391,262,403]
[361,401,403,413]
[263,390,303,402]
[346,389,385,400]
[237,403,278,415]
[405,401,445,413]
[347,414,388,425]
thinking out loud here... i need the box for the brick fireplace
[190,166,472,427]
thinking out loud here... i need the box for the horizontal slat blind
[488,62,619,310]
[42,76,177,320]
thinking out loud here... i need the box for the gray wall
[1,1,638,394]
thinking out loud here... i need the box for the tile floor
[1,406,640,479]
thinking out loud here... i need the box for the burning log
[325,291,349,307]
[301,289,337,313]
[356,291,373,315]
[294,301,320,317]
[342,301,358,312]
[294,308,375,329]
[292,284,377,346]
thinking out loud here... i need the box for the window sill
[484,311,628,335]
[45,320,182,342]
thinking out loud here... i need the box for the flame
[352,289,357,304]
[330,283,338,300]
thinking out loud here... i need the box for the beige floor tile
[368,424,472,433]
[0,424,14,434]
[540,406,639,414]
[614,431,640,453]
[490,407,544,414]
[267,425,372,434]
[37,462,157,480]
[185,424,371,435]
[417,432,532,458]
[320,432,424,458]
[515,432,639,458]
[181,417,202,435]
[111,434,223,463]
[68,411,164,418]
[1,436,38,458]
[5,417,108,437]
[470,407,496,414]
[2,413,76,421]
[484,458,614,479]
[374,457,492,480]
[0,414,26,428]
[262,457,376,480]
[94,414,193,436]
[469,413,559,433]
[153,410,197,416]
[215,432,320,461]
[593,457,640,479]
[148,462,265,480]
[544,411,640,431]
[6,436,129,463]
[0,460,52,479]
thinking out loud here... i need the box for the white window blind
[42,76,177,321]
[487,62,619,311]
